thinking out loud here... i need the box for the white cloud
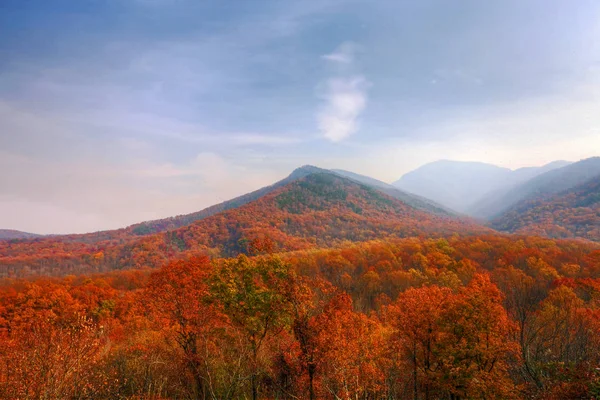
[318,43,369,142]
[318,77,368,142]
[322,42,357,64]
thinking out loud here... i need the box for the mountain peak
[287,165,329,180]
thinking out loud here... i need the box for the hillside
[331,169,454,216]
[0,164,455,250]
[393,160,570,214]
[0,230,41,241]
[0,170,489,277]
[46,165,325,245]
[472,157,600,219]
[491,175,600,241]
[61,165,453,245]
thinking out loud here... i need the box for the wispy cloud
[318,43,369,142]
[322,42,356,64]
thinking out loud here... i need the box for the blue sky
[1,0,599,233]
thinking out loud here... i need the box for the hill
[490,175,600,241]
[0,170,489,277]
[0,165,453,248]
[0,230,41,241]
[50,165,325,245]
[472,157,600,219]
[393,160,571,214]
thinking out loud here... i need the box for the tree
[390,275,519,400]
[209,255,292,400]
[391,285,452,400]
[144,255,225,399]
[438,274,518,399]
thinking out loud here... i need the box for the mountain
[393,160,571,214]
[0,229,41,240]
[58,165,325,244]
[491,175,600,241]
[393,161,514,214]
[0,168,490,277]
[129,165,454,238]
[472,157,600,219]
[15,165,452,246]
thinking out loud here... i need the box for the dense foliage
[1,235,599,399]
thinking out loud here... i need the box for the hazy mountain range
[390,156,600,241]
[471,157,600,219]
[392,160,572,214]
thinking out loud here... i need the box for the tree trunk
[309,363,316,400]
[413,342,418,400]
[251,343,259,400]
[252,374,258,400]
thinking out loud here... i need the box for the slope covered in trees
[11,165,326,246]
[332,169,454,216]
[491,175,600,241]
[1,234,599,399]
[0,229,41,240]
[1,166,453,246]
[0,171,488,277]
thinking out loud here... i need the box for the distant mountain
[472,157,600,219]
[0,229,41,241]
[393,160,571,215]
[0,168,489,277]
[491,174,600,241]
[394,160,513,214]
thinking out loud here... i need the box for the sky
[1,0,600,234]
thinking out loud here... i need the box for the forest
[1,235,599,399]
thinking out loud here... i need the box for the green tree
[209,255,292,400]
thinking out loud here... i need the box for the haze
[1,0,600,234]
